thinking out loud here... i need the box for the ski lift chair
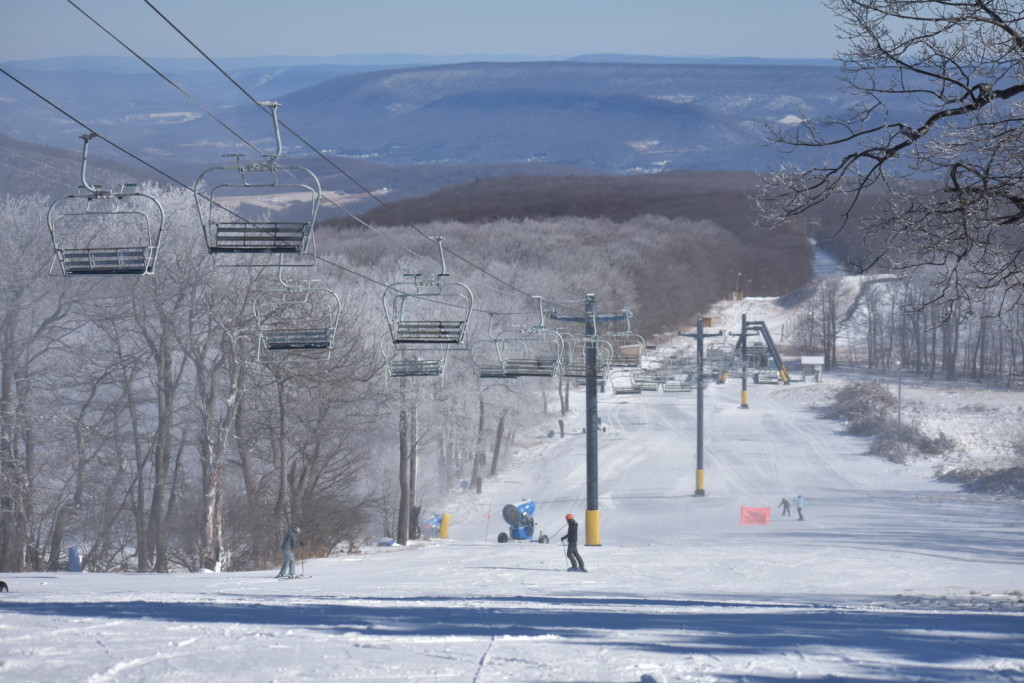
[47,134,164,276]
[494,298,563,378]
[471,338,510,379]
[634,370,662,392]
[254,281,341,362]
[380,334,447,384]
[193,103,321,263]
[388,357,444,377]
[384,278,474,347]
[560,334,612,378]
[608,369,641,395]
[662,372,694,392]
[383,239,474,349]
[500,334,562,378]
[602,331,646,368]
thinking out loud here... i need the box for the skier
[277,526,301,577]
[778,498,792,516]
[560,513,586,572]
[795,495,806,521]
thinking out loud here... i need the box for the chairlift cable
[311,253,387,288]
[0,66,559,330]
[27,4,581,323]
[142,0,542,309]
[0,67,190,191]
[63,0,264,155]
[278,166,441,274]
[142,0,383,204]
[139,0,529,309]
[0,67,394,293]
[0,66,296,243]
[0,64,534,317]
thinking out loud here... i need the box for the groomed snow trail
[1,378,1022,681]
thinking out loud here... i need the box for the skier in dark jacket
[277,526,301,577]
[560,513,586,572]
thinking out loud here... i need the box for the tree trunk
[0,332,27,572]
[397,410,410,545]
[408,406,418,536]
[273,377,291,519]
[47,418,89,571]
[489,410,507,477]
[148,332,176,573]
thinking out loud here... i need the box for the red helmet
[565,513,574,520]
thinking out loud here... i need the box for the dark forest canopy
[323,171,817,334]
[339,170,767,228]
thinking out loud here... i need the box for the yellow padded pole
[439,513,452,539]
[585,509,601,546]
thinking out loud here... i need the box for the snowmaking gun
[496,499,549,544]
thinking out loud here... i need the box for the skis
[566,567,588,572]
[275,574,311,580]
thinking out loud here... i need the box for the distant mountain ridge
[568,53,838,67]
[265,60,854,172]
[0,56,858,175]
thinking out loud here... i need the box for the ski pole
[560,539,569,568]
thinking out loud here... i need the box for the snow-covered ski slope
[1,297,1023,682]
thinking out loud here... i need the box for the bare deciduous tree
[761,0,1024,315]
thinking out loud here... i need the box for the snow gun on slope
[496,499,549,544]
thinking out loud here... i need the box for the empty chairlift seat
[503,357,558,377]
[254,285,341,362]
[48,135,164,277]
[261,328,333,350]
[208,221,311,254]
[59,246,154,275]
[387,358,443,377]
[194,103,321,262]
[383,273,474,349]
[392,319,468,345]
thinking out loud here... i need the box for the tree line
[789,272,1024,387]
[1,186,806,573]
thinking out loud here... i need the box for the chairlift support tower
[679,318,725,496]
[550,294,631,546]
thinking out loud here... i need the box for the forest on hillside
[2,174,1023,576]
[0,184,810,575]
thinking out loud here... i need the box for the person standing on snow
[560,513,586,572]
[795,495,806,521]
[277,526,301,577]
[778,498,792,516]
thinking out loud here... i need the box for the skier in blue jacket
[277,526,301,577]
[795,495,806,521]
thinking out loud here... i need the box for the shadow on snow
[2,593,1022,675]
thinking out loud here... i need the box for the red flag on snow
[741,506,771,525]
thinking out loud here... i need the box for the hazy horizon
[0,1,844,62]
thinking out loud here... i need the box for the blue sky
[1,0,843,61]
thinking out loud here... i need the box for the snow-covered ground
[1,287,1023,682]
